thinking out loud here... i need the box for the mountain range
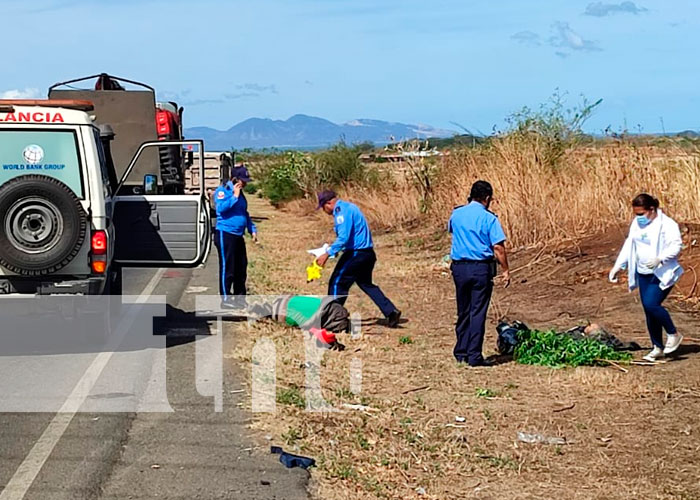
[185,114,455,150]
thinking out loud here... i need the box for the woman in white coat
[609,194,684,362]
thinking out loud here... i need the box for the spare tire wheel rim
[5,197,65,254]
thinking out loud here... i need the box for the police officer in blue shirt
[314,190,401,328]
[213,165,258,309]
[448,180,510,366]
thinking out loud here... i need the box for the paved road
[0,263,309,500]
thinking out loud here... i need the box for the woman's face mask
[636,214,651,227]
[633,207,655,227]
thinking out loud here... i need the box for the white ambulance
[0,99,210,297]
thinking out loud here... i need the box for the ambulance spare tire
[0,175,87,276]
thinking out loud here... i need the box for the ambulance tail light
[156,109,173,137]
[91,260,107,274]
[91,230,107,255]
[90,230,108,274]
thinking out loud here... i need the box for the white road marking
[0,268,166,500]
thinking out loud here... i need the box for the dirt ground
[232,195,700,500]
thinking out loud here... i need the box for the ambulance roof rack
[0,99,94,112]
[49,73,154,93]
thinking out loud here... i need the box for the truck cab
[0,99,210,297]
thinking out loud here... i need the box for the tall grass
[364,137,700,249]
[431,136,700,246]
[273,137,700,250]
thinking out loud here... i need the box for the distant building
[359,149,445,163]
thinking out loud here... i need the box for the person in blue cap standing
[449,180,510,366]
[314,190,401,328]
[213,164,258,309]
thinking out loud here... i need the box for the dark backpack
[496,320,529,355]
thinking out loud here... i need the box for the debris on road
[270,446,315,469]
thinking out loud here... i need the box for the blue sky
[2,0,699,133]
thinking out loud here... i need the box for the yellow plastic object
[306,260,323,282]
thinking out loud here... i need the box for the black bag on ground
[496,320,529,355]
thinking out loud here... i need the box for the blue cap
[231,165,251,183]
[317,190,337,209]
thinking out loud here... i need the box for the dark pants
[451,261,494,365]
[328,249,396,317]
[637,273,677,349]
[214,230,247,298]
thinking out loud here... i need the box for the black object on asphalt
[270,446,316,469]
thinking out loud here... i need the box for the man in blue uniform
[448,180,510,366]
[314,190,401,328]
[213,165,258,309]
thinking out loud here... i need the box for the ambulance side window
[93,129,112,197]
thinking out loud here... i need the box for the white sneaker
[663,334,683,355]
[643,347,663,362]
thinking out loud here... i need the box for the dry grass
[354,139,700,249]
[283,181,423,233]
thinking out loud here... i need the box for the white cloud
[549,22,601,52]
[511,23,601,57]
[235,83,278,95]
[511,31,541,46]
[584,2,647,17]
[1,88,41,99]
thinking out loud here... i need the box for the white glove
[609,266,621,283]
[307,243,330,258]
[642,258,661,270]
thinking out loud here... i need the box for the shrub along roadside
[247,142,382,205]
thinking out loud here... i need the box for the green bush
[505,90,602,169]
[251,142,382,204]
[256,151,307,205]
[315,142,367,185]
[514,329,632,368]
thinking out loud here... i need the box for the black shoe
[469,358,495,367]
[387,309,402,328]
